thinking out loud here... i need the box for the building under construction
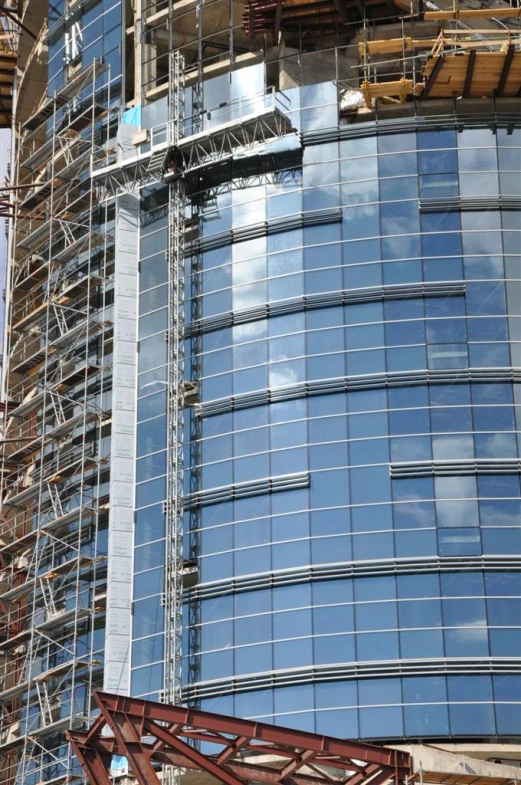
[1,0,521,782]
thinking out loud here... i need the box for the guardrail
[100,87,292,170]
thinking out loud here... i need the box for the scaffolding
[0,55,112,785]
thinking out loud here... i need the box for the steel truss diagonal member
[68,692,410,785]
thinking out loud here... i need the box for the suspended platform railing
[91,88,296,198]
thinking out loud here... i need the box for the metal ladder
[40,575,58,621]
[36,681,60,727]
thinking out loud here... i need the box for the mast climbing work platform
[91,87,295,199]
[88,43,296,758]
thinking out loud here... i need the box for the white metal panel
[104,192,139,696]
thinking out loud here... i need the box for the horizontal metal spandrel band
[185,209,342,257]
[182,657,521,701]
[196,367,521,418]
[391,459,521,477]
[420,196,521,212]
[301,110,521,146]
[186,281,465,338]
[184,471,310,509]
[185,555,521,603]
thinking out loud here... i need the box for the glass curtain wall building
[2,0,521,782]
[178,117,521,740]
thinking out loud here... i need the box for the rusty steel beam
[145,718,251,785]
[68,692,410,785]
[279,748,318,779]
[217,734,250,765]
[67,733,113,785]
[344,763,382,785]
[70,735,401,785]
[74,737,398,785]
[69,734,364,785]
[97,704,158,785]
[358,767,401,785]
[94,692,408,768]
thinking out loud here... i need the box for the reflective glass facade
[154,83,518,740]
[47,0,122,95]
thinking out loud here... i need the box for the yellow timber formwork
[424,6,521,20]
[392,0,521,18]
[360,27,521,107]
[422,45,521,100]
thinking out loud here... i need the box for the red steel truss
[68,692,410,785]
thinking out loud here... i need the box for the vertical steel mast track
[187,0,204,696]
[90,0,294,749]
[165,46,186,710]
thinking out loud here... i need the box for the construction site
[0,0,520,782]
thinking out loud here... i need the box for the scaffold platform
[92,88,296,198]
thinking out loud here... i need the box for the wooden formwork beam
[425,6,521,19]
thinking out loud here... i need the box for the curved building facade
[2,0,521,782]
[177,98,521,740]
